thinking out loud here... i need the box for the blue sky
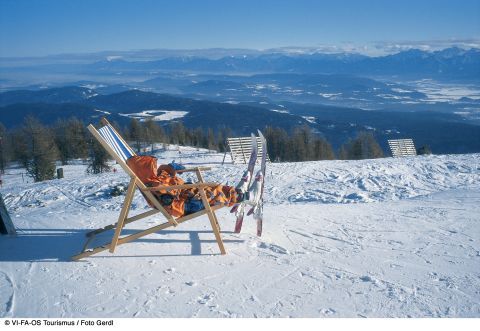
[0,0,479,57]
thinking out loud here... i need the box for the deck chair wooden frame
[72,118,226,260]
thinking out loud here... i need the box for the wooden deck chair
[72,118,226,260]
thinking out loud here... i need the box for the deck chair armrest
[142,182,219,192]
[176,166,212,173]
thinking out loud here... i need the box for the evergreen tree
[53,119,70,165]
[339,132,384,160]
[417,145,432,155]
[313,138,335,160]
[349,138,363,160]
[129,118,143,153]
[144,118,164,153]
[0,123,8,174]
[291,126,316,161]
[67,117,89,160]
[53,117,89,164]
[207,128,216,151]
[9,128,29,167]
[22,116,58,182]
[169,122,187,145]
[216,130,226,153]
[190,127,206,148]
[264,126,289,162]
[337,144,349,160]
[357,132,384,159]
[86,130,111,174]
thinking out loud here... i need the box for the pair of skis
[231,130,267,236]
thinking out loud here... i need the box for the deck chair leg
[212,212,221,232]
[199,188,226,255]
[195,169,221,232]
[109,178,136,253]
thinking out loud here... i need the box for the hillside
[0,88,308,134]
[1,86,480,154]
[0,149,479,317]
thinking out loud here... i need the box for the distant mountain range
[66,47,480,80]
[1,47,479,84]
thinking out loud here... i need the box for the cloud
[372,38,480,55]
[262,39,480,57]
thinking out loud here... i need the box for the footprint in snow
[320,308,336,315]
[197,293,215,305]
[387,239,404,247]
[359,275,377,284]
[257,242,289,255]
[165,288,175,295]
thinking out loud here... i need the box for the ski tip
[251,133,257,142]
[256,219,263,236]
[234,217,243,233]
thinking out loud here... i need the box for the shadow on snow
[0,229,243,262]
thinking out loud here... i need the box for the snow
[410,80,480,102]
[119,110,188,122]
[302,116,316,124]
[0,148,479,318]
[106,56,123,62]
[270,109,289,114]
[94,109,111,115]
[151,111,189,122]
[80,84,106,90]
[391,88,414,94]
[376,94,405,100]
[318,93,342,98]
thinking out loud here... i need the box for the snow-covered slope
[0,148,479,317]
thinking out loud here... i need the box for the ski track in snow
[0,271,15,317]
[0,147,479,317]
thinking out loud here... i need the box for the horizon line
[1,40,480,61]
